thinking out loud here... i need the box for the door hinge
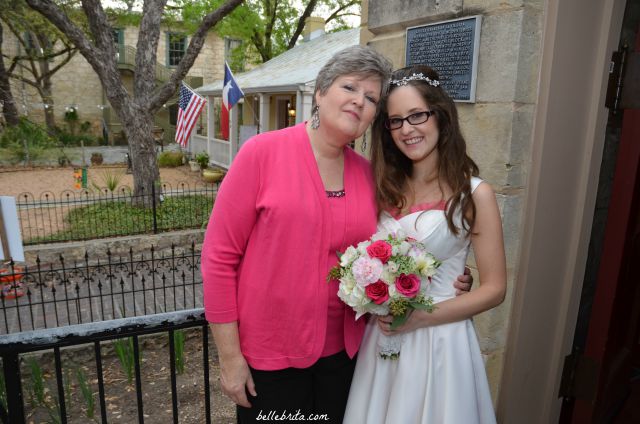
[559,351,599,401]
[605,46,627,113]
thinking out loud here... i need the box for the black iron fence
[15,182,219,245]
[0,246,236,423]
[0,244,201,335]
[0,310,230,424]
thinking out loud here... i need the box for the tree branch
[325,0,359,25]
[8,73,41,91]
[135,0,168,102]
[148,0,243,112]
[41,48,76,80]
[25,0,130,113]
[287,0,318,50]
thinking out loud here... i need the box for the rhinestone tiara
[389,73,440,87]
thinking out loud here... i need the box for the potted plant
[90,152,104,166]
[58,155,70,167]
[188,159,200,172]
[195,152,209,170]
[202,167,225,183]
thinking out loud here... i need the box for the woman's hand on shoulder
[454,266,473,295]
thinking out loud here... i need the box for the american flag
[175,82,206,148]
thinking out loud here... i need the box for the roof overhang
[200,84,314,97]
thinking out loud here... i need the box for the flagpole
[242,98,261,132]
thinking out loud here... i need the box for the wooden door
[569,26,640,423]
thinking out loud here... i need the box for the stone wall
[24,229,205,266]
[365,0,544,403]
[0,144,181,167]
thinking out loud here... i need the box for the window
[224,37,244,71]
[167,33,187,67]
[112,29,124,60]
[168,104,178,126]
[24,32,51,58]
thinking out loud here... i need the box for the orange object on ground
[0,266,24,284]
[1,282,24,299]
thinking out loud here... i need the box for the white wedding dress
[343,177,496,424]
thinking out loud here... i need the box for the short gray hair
[312,45,393,110]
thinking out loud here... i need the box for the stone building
[362,0,640,422]
[1,20,226,144]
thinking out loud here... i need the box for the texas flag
[221,62,244,140]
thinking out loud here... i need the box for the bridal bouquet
[328,230,440,359]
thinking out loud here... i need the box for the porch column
[296,90,304,124]
[259,93,270,133]
[207,95,216,156]
[301,92,314,123]
[230,104,239,160]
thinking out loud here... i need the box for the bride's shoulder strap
[470,176,484,193]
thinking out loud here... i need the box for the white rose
[340,246,359,267]
[398,241,411,255]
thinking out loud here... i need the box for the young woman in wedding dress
[343,65,507,424]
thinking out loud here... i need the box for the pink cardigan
[202,123,377,370]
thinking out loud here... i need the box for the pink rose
[395,273,420,298]
[365,280,389,304]
[366,240,393,263]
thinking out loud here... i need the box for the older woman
[202,46,471,423]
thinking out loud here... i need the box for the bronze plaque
[406,16,482,102]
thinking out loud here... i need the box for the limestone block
[464,0,543,11]
[24,229,205,265]
[514,6,543,103]
[501,193,525,269]
[484,348,505,404]
[457,103,514,185]
[368,0,463,33]
[475,273,514,351]
[475,11,524,102]
[367,30,407,68]
[509,103,535,187]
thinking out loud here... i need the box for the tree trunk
[122,109,160,202]
[0,23,20,126]
[25,0,244,198]
[42,80,55,130]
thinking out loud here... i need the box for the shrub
[0,118,55,164]
[195,151,209,169]
[56,132,99,147]
[90,169,124,192]
[157,151,184,167]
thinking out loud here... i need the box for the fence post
[2,351,25,424]
[152,184,158,234]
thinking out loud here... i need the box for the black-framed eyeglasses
[384,110,435,130]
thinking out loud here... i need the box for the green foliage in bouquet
[389,294,436,330]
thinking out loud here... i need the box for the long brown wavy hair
[371,65,479,236]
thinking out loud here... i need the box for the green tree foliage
[24,0,243,198]
[177,0,361,67]
[0,0,82,129]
